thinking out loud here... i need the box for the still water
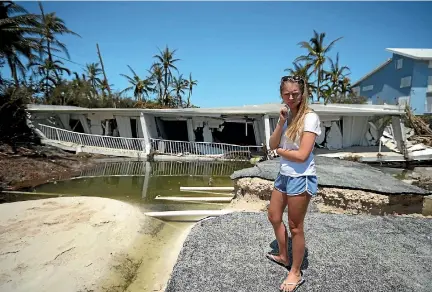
[35,160,251,210]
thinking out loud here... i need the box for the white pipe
[144,210,233,218]
[180,186,234,191]
[180,190,234,196]
[155,196,233,203]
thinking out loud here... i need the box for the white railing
[39,124,147,151]
[150,160,251,176]
[77,161,250,178]
[38,124,264,160]
[150,138,264,159]
[78,161,149,177]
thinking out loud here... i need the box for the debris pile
[405,106,432,147]
[380,107,432,159]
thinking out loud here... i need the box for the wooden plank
[155,196,233,203]
[180,186,234,192]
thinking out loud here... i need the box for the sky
[8,1,432,108]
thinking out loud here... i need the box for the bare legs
[268,190,311,292]
[267,188,289,266]
[281,192,310,291]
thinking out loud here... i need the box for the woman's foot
[279,270,304,292]
[266,253,290,268]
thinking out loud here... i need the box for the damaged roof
[26,102,405,117]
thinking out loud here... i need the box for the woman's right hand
[278,106,288,125]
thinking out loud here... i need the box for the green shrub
[0,86,40,152]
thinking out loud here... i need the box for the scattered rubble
[380,107,432,157]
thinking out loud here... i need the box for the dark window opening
[194,127,204,142]
[212,122,256,145]
[69,119,84,133]
[130,118,138,138]
[161,120,189,141]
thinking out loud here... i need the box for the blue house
[351,48,432,115]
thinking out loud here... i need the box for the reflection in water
[34,160,251,211]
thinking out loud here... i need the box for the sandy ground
[0,197,191,292]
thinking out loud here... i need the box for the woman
[266,75,321,292]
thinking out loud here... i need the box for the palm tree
[37,2,80,80]
[320,84,334,104]
[325,77,358,104]
[171,74,186,107]
[71,71,98,101]
[148,62,164,103]
[339,77,352,96]
[295,30,342,102]
[84,62,103,92]
[120,65,153,102]
[29,58,71,100]
[324,53,350,95]
[153,46,180,105]
[284,62,315,99]
[0,1,41,86]
[185,73,197,108]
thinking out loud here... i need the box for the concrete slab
[231,156,430,195]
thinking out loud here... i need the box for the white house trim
[386,48,432,60]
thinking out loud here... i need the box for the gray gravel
[230,156,430,195]
[166,212,432,292]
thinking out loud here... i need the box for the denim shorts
[274,173,318,197]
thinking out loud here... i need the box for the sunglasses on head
[281,75,305,84]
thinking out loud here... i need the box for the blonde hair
[280,79,313,142]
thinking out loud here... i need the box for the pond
[33,160,250,208]
[30,160,251,291]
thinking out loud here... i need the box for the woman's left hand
[276,148,287,156]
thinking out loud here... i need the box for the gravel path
[166,212,432,292]
[231,157,430,195]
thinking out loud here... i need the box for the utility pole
[96,43,113,103]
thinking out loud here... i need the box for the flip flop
[266,253,290,269]
[279,272,305,292]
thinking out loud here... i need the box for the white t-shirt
[278,111,322,177]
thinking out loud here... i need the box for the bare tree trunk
[164,71,168,106]
[96,43,112,98]
[187,91,191,108]
[317,67,321,103]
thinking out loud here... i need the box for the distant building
[351,48,432,115]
